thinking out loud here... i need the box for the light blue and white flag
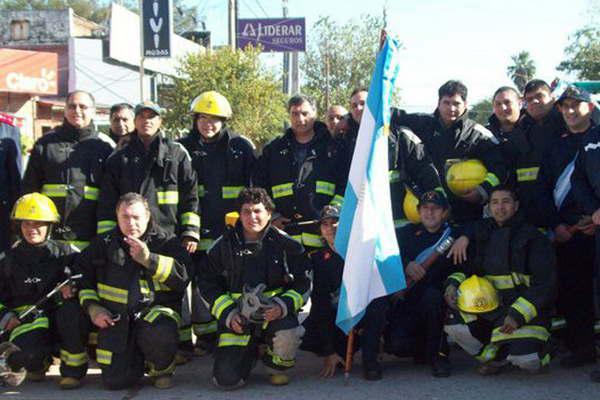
[335,35,405,334]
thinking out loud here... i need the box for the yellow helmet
[11,193,60,223]
[457,275,499,314]
[446,159,487,196]
[403,188,420,224]
[190,91,232,119]
[225,211,239,226]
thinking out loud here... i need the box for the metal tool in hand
[239,283,275,324]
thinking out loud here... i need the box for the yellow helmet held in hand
[403,188,420,224]
[225,211,239,226]
[457,275,499,314]
[446,159,487,196]
[11,193,60,223]
[190,91,232,119]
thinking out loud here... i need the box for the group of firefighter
[0,76,600,391]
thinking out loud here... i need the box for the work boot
[174,351,191,365]
[590,368,600,382]
[431,355,451,378]
[560,350,596,368]
[362,360,382,381]
[26,370,46,382]
[153,374,173,389]
[59,377,81,390]
[269,373,290,386]
[477,361,506,376]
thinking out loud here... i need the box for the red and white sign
[0,49,58,95]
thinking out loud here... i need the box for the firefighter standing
[178,91,256,355]
[253,94,348,249]
[198,188,310,389]
[0,193,88,389]
[0,112,22,252]
[23,91,115,250]
[444,186,556,374]
[76,193,190,390]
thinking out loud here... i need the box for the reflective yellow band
[96,348,112,365]
[475,343,499,362]
[139,279,150,295]
[97,283,128,304]
[511,297,537,323]
[302,232,324,248]
[179,326,192,341]
[330,194,344,207]
[57,240,90,251]
[551,317,566,331]
[198,185,205,198]
[41,183,68,197]
[485,274,515,290]
[516,167,539,182]
[181,212,200,227]
[84,185,99,201]
[97,220,117,234]
[154,255,174,283]
[157,191,179,205]
[222,186,244,199]
[459,311,477,323]
[541,353,551,366]
[60,349,88,367]
[484,172,500,187]
[389,170,401,183]
[448,272,466,285]
[281,289,303,311]
[218,333,251,347]
[511,272,530,287]
[211,294,235,320]
[272,183,293,199]
[291,234,302,243]
[316,180,335,196]
[194,320,218,335]
[10,316,49,342]
[199,238,214,251]
[231,288,284,299]
[0,304,5,312]
[266,346,295,367]
[143,306,181,326]
[491,325,549,343]
[79,289,100,305]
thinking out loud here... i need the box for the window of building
[10,20,30,41]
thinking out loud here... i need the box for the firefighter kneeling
[443,185,557,374]
[76,193,190,390]
[198,188,309,389]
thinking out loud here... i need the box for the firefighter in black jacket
[23,91,115,250]
[444,186,556,374]
[537,86,598,368]
[253,94,348,249]
[97,101,199,251]
[77,193,190,390]
[0,114,21,252]
[198,188,310,389]
[1,193,88,389]
[300,205,390,381]
[387,191,456,377]
[391,80,507,222]
[178,91,256,356]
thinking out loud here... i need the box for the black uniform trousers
[7,300,89,379]
[555,232,596,355]
[100,315,178,390]
[386,286,447,361]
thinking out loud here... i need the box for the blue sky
[185,0,594,112]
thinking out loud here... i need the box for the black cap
[319,205,340,222]
[418,190,449,209]
[134,101,164,116]
[558,85,592,104]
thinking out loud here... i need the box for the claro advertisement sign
[0,49,58,95]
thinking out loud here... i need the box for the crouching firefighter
[76,193,190,390]
[198,188,310,389]
[0,193,88,389]
[443,185,557,374]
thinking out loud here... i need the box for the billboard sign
[0,49,58,95]
[237,18,306,52]
[141,0,173,58]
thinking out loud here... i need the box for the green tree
[468,99,493,125]
[0,0,109,23]
[301,15,390,115]
[557,26,600,80]
[161,46,287,146]
[506,51,536,93]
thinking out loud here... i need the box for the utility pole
[139,0,145,101]
[282,0,290,95]
[228,0,237,49]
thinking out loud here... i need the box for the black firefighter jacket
[97,132,199,241]
[23,121,115,245]
[178,127,256,251]
[571,124,600,215]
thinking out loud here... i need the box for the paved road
[2,347,598,400]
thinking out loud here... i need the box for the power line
[253,0,269,17]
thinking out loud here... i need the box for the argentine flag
[335,35,405,334]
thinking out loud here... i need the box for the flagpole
[344,328,356,384]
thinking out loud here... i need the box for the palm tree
[507,51,537,93]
